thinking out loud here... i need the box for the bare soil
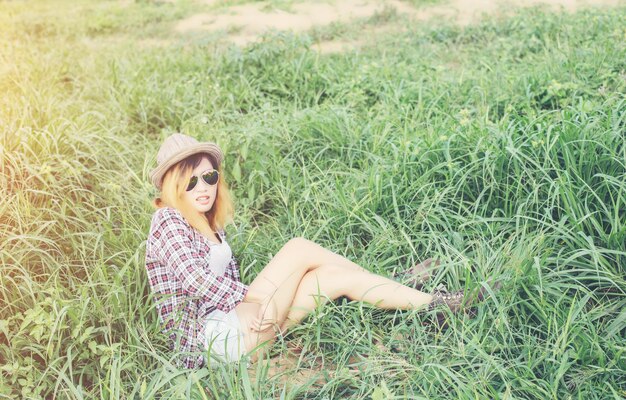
[175,0,623,52]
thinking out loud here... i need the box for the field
[1,0,625,398]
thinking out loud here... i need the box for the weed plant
[1,0,625,398]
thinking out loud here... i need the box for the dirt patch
[246,342,363,391]
[175,0,623,52]
[245,336,399,391]
[176,0,414,46]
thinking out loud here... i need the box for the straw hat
[150,133,224,190]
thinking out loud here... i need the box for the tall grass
[1,0,625,398]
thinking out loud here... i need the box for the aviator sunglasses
[186,169,219,191]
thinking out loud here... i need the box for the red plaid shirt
[144,207,249,369]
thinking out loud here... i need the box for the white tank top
[207,237,232,275]
[203,237,240,354]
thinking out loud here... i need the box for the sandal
[426,289,465,313]
[426,279,503,326]
[393,258,441,290]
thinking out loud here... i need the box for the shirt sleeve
[227,255,243,283]
[153,208,248,313]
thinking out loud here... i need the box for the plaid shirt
[144,206,249,369]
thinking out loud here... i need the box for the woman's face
[182,156,218,214]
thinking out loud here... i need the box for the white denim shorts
[203,309,247,366]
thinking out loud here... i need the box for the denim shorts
[203,309,247,366]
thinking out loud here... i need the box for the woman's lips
[196,196,211,205]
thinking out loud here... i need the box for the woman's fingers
[252,318,261,332]
[250,317,275,332]
[251,300,279,332]
[252,318,268,332]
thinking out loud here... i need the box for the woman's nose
[197,178,213,191]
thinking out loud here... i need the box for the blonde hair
[153,153,234,236]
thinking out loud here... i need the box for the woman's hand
[250,297,278,333]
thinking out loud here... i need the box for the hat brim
[150,143,223,190]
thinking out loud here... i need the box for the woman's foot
[425,279,503,326]
[394,258,441,290]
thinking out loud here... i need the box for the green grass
[1,0,625,398]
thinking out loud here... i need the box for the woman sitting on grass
[145,133,497,369]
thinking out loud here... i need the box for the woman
[144,133,495,369]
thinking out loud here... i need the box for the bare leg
[244,237,369,312]
[236,237,425,360]
[251,237,367,281]
[237,263,433,361]
[278,264,433,332]
[237,238,369,358]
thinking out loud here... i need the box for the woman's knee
[283,237,322,266]
[284,236,310,252]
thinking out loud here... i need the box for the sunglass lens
[202,171,219,185]
[186,176,198,191]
